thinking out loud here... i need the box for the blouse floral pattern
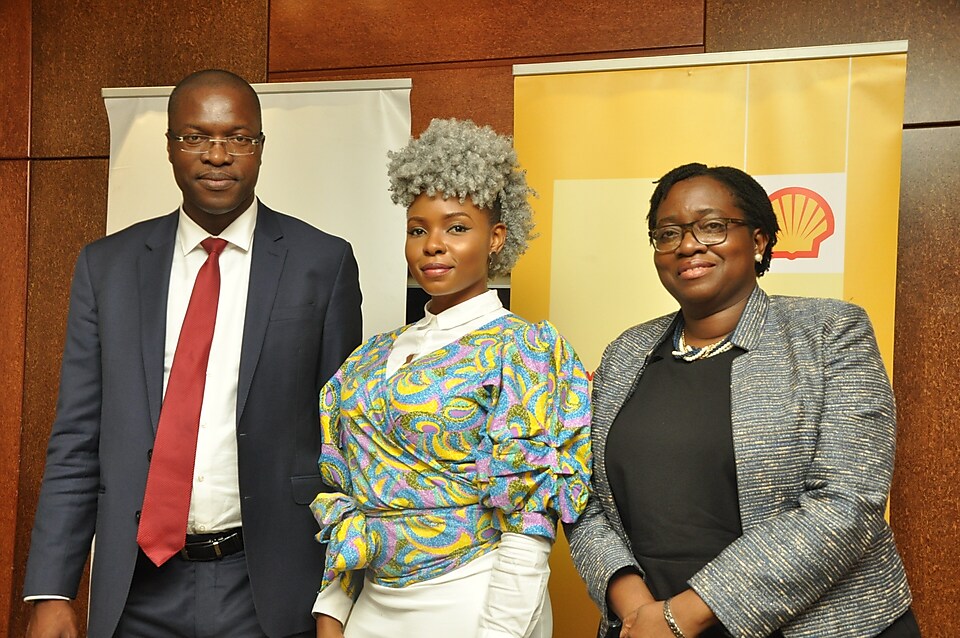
[311,314,592,597]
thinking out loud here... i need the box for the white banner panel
[103,79,412,340]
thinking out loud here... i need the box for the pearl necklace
[671,328,734,362]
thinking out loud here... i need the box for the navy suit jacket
[24,202,363,637]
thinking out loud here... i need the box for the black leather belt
[179,528,243,561]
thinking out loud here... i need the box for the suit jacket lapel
[589,314,675,546]
[237,203,286,422]
[729,287,784,528]
[139,212,179,432]
[593,317,674,469]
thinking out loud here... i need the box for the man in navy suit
[23,69,362,637]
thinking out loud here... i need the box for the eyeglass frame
[166,131,265,156]
[648,217,751,253]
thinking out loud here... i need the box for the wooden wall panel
[374,66,516,138]
[705,0,960,125]
[30,0,269,159]
[892,126,960,638]
[0,160,29,638]
[0,0,30,633]
[0,0,31,158]
[13,159,108,638]
[270,0,704,73]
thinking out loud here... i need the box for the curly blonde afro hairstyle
[387,118,536,277]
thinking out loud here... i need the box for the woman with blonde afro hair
[310,118,592,638]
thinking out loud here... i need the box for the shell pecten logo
[768,186,835,260]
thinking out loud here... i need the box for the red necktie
[137,237,228,566]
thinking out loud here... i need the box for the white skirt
[343,549,552,638]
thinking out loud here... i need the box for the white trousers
[343,550,552,638]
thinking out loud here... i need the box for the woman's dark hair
[647,163,780,276]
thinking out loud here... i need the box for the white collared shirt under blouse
[385,289,510,376]
[164,200,257,534]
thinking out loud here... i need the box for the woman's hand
[619,601,675,638]
[315,613,345,638]
[619,589,718,638]
[606,569,654,623]
[26,600,79,638]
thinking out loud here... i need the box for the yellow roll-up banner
[512,42,907,638]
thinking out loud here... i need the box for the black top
[607,337,745,638]
[604,337,918,638]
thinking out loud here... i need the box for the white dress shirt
[165,201,257,534]
[314,290,552,637]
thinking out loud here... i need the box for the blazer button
[135,510,141,522]
[147,449,152,461]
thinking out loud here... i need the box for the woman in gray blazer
[567,163,918,638]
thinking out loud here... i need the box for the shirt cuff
[24,596,71,602]
[479,532,552,637]
[312,576,354,625]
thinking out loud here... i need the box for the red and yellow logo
[769,187,835,260]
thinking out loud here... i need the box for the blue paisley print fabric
[311,314,592,597]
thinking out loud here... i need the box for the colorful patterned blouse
[311,314,592,596]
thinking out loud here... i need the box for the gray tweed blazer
[566,286,911,638]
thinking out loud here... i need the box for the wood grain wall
[892,125,960,637]
[6,0,956,636]
[0,157,28,638]
[0,0,31,635]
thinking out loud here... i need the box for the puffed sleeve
[477,320,592,539]
[315,363,353,495]
[311,346,372,599]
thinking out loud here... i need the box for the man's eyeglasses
[649,218,750,253]
[167,132,265,156]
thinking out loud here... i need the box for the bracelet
[662,598,687,638]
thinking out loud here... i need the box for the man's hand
[26,600,79,638]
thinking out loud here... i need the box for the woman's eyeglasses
[649,218,749,253]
